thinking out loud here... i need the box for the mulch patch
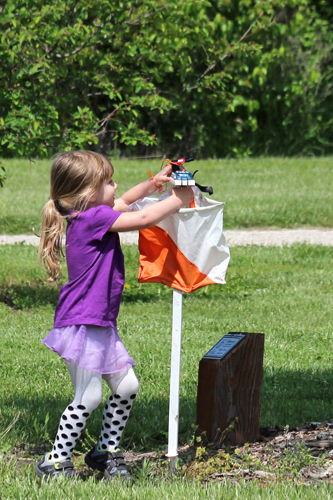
[8,420,333,484]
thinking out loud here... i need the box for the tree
[0,0,292,159]
[216,0,333,156]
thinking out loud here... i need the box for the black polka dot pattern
[98,386,138,453]
[50,404,91,462]
[50,370,139,461]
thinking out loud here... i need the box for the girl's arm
[110,187,193,232]
[113,165,172,212]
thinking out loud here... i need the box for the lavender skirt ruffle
[42,325,135,374]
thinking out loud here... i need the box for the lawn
[1,156,333,498]
[1,243,333,448]
[0,243,333,498]
[0,156,332,234]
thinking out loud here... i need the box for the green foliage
[0,0,310,159]
[235,0,333,156]
[0,163,5,187]
[278,441,317,475]
[151,0,333,157]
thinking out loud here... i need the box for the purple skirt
[42,325,135,374]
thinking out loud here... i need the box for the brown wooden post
[196,332,264,447]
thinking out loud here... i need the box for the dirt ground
[10,420,333,484]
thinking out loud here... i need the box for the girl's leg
[49,361,103,461]
[84,366,139,479]
[98,366,139,452]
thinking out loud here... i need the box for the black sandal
[85,445,132,481]
[35,454,76,479]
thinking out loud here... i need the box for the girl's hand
[153,165,172,188]
[170,186,194,207]
[110,186,194,232]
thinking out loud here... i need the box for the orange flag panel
[138,226,215,293]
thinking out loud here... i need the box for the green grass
[1,156,333,234]
[1,243,332,450]
[1,243,333,496]
[2,474,333,500]
[1,155,333,497]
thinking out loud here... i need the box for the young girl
[35,151,193,480]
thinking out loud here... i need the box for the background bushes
[1,0,332,159]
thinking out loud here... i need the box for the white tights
[50,361,139,462]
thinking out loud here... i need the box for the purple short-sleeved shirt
[54,205,124,328]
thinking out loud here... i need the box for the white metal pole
[166,288,183,472]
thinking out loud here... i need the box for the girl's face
[90,175,118,208]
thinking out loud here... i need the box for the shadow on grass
[2,369,333,451]
[0,393,187,452]
[0,282,61,310]
[0,281,237,310]
[121,290,172,304]
[261,368,333,428]
[0,282,175,309]
[0,216,40,235]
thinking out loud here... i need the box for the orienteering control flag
[133,190,230,293]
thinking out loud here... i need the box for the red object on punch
[173,157,195,164]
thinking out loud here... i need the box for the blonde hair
[38,151,113,281]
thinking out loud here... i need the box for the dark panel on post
[196,332,265,447]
